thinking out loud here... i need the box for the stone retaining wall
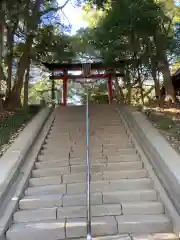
[0,107,52,202]
[120,105,180,215]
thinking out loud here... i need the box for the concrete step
[40,149,71,155]
[35,157,107,168]
[6,220,66,240]
[63,172,103,183]
[6,215,172,240]
[103,145,133,150]
[42,144,73,150]
[25,177,152,196]
[70,161,143,173]
[19,194,63,209]
[70,235,131,240]
[29,169,147,187]
[121,201,164,215]
[14,202,164,223]
[71,163,106,173]
[63,189,157,206]
[102,189,157,203]
[44,139,71,143]
[13,208,57,223]
[106,155,140,162]
[39,152,70,159]
[66,178,153,194]
[103,143,132,147]
[72,147,102,152]
[38,155,69,162]
[35,160,70,168]
[103,150,138,157]
[70,154,102,158]
[103,169,148,180]
[66,169,147,183]
[25,184,66,196]
[14,204,122,223]
[70,156,107,164]
[70,153,103,158]
[115,215,172,233]
[131,233,178,240]
[55,234,178,240]
[29,176,62,186]
[58,204,122,219]
[105,161,143,171]
[32,166,70,177]
[94,142,132,147]
[37,154,140,164]
[99,133,127,137]
[19,192,102,210]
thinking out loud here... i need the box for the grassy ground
[140,105,180,154]
[0,105,41,157]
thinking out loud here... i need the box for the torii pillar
[107,74,113,104]
[62,70,68,106]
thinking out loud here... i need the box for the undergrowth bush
[0,105,41,148]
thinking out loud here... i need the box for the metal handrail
[85,84,92,240]
[75,78,92,239]
[78,62,93,239]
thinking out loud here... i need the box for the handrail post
[86,84,92,240]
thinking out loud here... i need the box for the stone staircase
[6,105,173,240]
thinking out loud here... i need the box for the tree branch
[60,0,70,10]
[40,0,70,17]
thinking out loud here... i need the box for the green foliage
[75,0,180,104]
[28,79,56,104]
[81,82,109,104]
[157,118,174,130]
[34,25,76,63]
[0,107,39,150]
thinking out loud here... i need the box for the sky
[59,0,87,34]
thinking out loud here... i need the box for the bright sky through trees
[59,0,87,34]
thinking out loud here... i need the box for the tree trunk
[0,98,4,112]
[160,54,175,103]
[4,35,34,109]
[154,33,175,104]
[137,67,144,105]
[6,25,17,95]
[151,64,161,105]
[0,1,6,112]
[4,0,41,109]
[23,60,30,107]
[124,70,131,104]
[114,78,125,103]
[153,77,160,102]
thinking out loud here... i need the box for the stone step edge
[19,189,158,208]
[6,214,172,239]
[14,201,165,223]
[29,169,147,180]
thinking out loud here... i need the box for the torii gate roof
[41,61,130,71]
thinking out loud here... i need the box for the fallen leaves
[0,124,26,157]
[144,106,180,154]
[0,111,34,157]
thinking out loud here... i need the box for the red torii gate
[42,62,124,105]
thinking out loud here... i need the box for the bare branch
[40,0,70,17]
[60,0,70,10]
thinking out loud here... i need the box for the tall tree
[81,0,179,103]
[0,0,75,109]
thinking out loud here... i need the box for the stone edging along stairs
[4,105,179,239]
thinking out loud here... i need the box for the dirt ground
[141,106,180,154]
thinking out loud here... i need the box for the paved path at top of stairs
[6,105,175,240]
